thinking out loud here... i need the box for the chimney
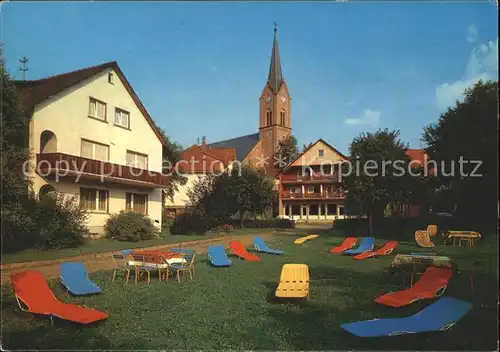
[202,136,206,148]
[197,137,200,145]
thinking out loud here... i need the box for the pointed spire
[267,23,283,93]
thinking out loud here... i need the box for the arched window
[39,184,56,200]
[40,130,57,154]
[266,110,272,126]
[280,111,286,126]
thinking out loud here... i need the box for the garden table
[389,253,456,286]
[446,231,481,248]
[129,250,186,267]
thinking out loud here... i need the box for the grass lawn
[2,228,279,265]
[1,230,497,350]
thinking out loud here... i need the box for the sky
[1,1,498,155]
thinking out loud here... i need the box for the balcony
[36,153,169,188]
[282,190,346,200]
[280,173,338,183]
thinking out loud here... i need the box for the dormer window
[108,72,114,84]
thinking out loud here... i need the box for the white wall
[30,68,163,171]
[29,68,164,233]
[164,173,206,208]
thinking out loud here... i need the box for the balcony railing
[280,173,338,182]
[282,190,346,199]
[36,153,169,188]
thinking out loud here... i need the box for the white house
[15,61,168,236]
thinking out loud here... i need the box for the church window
[266,110,272,126]
[280,111,286,126]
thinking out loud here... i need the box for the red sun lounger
[230,240,260,261]
[329,237,357,254]
[353,240,399,260]
[374,266,453,308]
[11,270,109,325]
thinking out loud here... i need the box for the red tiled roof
[204,147,236,165]
[14,61,167,145]
[406,149,427,166]
[177,145,236,174]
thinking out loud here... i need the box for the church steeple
[257,24,291,166]
[267,23,283,93]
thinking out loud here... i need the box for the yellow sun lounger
[275,264,310,299]
[293,234,319,244]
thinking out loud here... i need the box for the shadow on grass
[255,264,498,351]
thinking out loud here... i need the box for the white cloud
[436,38,498,111]
[344,109,381,126]
[466,24,478,43]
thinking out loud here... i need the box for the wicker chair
[111,253,131,284]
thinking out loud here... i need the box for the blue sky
[1,2,498,154]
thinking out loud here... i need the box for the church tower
[259,25,291,164]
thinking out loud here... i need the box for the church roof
[267,24,284,93]
[206,133,260,161]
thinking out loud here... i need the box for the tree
[275,135,299,169]
[422,80,498,229]
[302,142,314,153]
[1,57,35,249]
[157,127,187,203]
[340,129,417,235]
[188,165,275,228]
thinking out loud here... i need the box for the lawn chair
[340,296,472,337]
[129,253,157,285]
[415,225,437,248]
[59,262,101,295]
[329,237,357,254]
[168,254,196,282]
[343,237,375,255]
[111,253,131,284]
[374,266,453,307]
[253,237,285,255]
[11,270,109,326]
[275,264,310,299]
[294,234,319,244]
[353,241,398,260]
[229,240,260,261]
[170,248,196,276]
[207,245,232,267]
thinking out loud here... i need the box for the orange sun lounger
[353,241,398,260]
[11,270,109,325]
[229,240,260,261]
[374,266,453,308]
[329,237,357,254]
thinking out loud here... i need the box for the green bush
[33,193,89,250]
[105,211,159,242]
[170,208,216,235]
[1,195,39,252]
[160,209,175,237]
[2,192,89,252]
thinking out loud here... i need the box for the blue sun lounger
[340,297,472,337]
[59,262,102,296]
[343,237,375,255]
[207,245,232,267]
[253,237,285,255]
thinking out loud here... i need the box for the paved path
[1,232,277,285]
[295,223,333,230]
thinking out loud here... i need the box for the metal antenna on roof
[18,56,28,80]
